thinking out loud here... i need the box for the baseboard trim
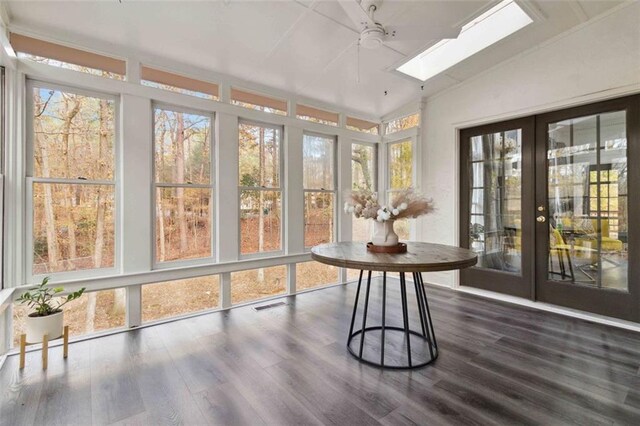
[455,285,640,333]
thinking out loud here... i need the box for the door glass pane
[467,130,522,273]
[547,111,628,291]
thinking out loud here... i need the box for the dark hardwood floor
[1,278,639,425]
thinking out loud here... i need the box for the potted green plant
[17,277,85,343]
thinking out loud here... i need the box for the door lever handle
[536,215,546,223]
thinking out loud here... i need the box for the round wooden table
[311,242,477,369]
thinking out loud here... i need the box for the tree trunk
[85,292,97,332]
[61,96,81,268]
[93,99,109,269]
[176,114,188,253]
[258,128,265,281]
[112,288,126,317]
[158,124,167,261]
[33,92,60,271]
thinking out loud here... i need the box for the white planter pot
[25,310,64,344]
[371,220,399,246]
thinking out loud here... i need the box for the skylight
[396,0,533,81]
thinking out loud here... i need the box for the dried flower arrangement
[344,189,435,222]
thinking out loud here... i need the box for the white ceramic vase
[371,220,399,246]
[25,310,64,344]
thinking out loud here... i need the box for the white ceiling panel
[5,0,627,117]
[251,9,357,91]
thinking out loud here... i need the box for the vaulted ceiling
[4,0,626,117]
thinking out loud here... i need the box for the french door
[460,118,535,298]
[461,95,640,322]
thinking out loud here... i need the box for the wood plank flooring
[1,279,639,426]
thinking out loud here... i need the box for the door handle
[536,215,546,223]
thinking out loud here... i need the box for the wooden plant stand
[19,325,69,370]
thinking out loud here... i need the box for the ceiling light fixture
[396,0,533,82]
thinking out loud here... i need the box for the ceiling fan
[338,0,461,49]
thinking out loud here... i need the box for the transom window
[303,133,336,248]
[153,105,214,264]
[28,82,117,275]
[384,113,420,135]
[13,34,126,80]
[239,120,283,256]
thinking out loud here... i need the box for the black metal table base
[347,270,438,369]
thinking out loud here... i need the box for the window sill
[11,252,313,296]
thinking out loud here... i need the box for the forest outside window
[387,139,414,240]
[239,120,283,256]
[154,105,213,264]
[352,142,377,241]
[384,112,420,135]
[28,82,117,276]
[303,133,336,248]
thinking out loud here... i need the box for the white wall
[419,2,640,287]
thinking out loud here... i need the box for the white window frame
[303,131,337,251]
[238,118,285,260]
[152,102,216,269]
[25,79,121,281]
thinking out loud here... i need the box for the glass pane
[352,143,376,191]
[467,129,522,274]
[154,108,211,185]
[385,112,419,134]
[547,111,628,291]
[296,262,339,291]
[156,187,212,262]
[239,122,281,188]
[303,134,334,190]
[32,183,115,274]
[231,266,287,304]
[352,217,371,242]
[21,53,125,80]
[395,219,410,241]
[304,192,334,247]
[389,141,412,190]
[240,190,282,255]
[13,288,126,346]
[33,86,115,180]
[143,80,217,101]
[142,275,220,322]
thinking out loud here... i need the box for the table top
[311,242,478,273]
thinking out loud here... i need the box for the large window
[154,106,213,264]
[29,82,117,275]
[303,133,335,248]
[387,140,414,240]
[352,142,377,241]
[239,121,283,256]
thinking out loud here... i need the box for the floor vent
[253,301,287,311]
